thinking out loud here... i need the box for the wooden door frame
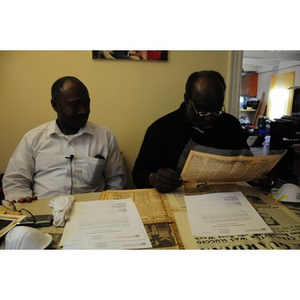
[227,51,243,118]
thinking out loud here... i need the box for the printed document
[60,199,152,249]
[181,150,284,183]
[185,191,273,236]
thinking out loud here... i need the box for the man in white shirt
[3,76,126,202]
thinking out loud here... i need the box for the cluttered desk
[1,149,300,250]
[1,183,300,250]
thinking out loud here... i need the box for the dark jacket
[132,102,249,188]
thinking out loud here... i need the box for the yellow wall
[0,51,231,188]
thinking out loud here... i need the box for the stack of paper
[60,199,152,249]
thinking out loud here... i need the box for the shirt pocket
[82,156,106,186]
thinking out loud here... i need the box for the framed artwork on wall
[92,51,168,61]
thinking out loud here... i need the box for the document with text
[185,191,273,236]
[181,150,285,183]
[60,199,152,249]
[100,188,170,223]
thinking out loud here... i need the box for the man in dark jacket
[132,70,250,193]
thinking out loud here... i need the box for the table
[1,183,300,249]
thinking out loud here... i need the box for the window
[267,72,295,120]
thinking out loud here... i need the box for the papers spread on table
[181,150,285,183]
[185,191,273,236]
[0,214,26,238]
[60,198,152,249]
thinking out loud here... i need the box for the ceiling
[243,51,300,73]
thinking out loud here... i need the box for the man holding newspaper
[132,70,277,193]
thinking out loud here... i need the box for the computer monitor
[292,88,300,114]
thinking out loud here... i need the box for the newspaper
[185,191,273,236]
[1,190,180,250]
[192,202,300,250]
[180,150,285,183]
[3,184,299,250]
[162,183,300,249]
[100,189,180,249]
[100,189,170,224]
[60,199,152,249]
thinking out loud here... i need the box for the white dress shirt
[3,120,126,201]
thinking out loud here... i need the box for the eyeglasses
[2,199,36,225]
[189,98,224,117]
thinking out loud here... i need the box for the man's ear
[51,99,58,112]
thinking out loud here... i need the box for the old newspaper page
[162,183,300,249]
[100,189,169,223]
[3,190,180,249]
[100,189,180,249]
[184,191,273,236]
[181,150,285,183]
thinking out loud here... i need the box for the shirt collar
[48,120,94,138]
[192,126,205,134]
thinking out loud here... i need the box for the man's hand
[12,195,38,203]
[249,173,276,192]
[149,168,183,193]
